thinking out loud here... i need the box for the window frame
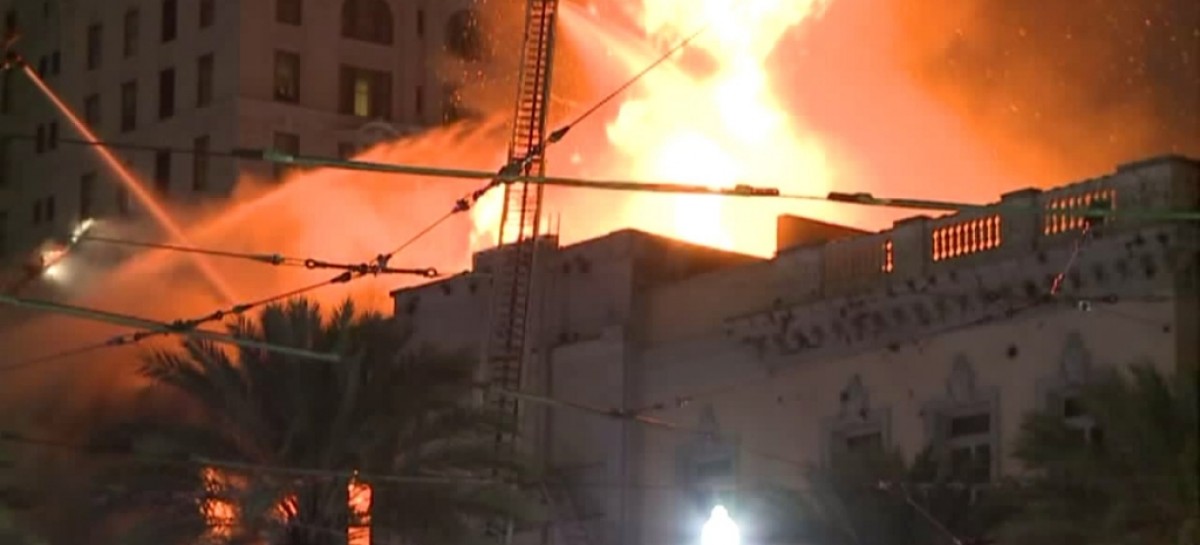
[154,149,172,194]
[158,67,176,119]
[86,23,103,70]
[276,0,302,25]
[192,135,210,192]
[123,8,139,58]
[273,50,300,103]
[161,0,178,42]
[196,53,214,107]
[120,80,138,132]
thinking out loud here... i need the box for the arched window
[341,0,393,45]
[445,9,483,61]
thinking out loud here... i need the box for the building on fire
[390,155,1199,545]
[0,0,483,266]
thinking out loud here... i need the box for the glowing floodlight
[701,505,740,545]
[70,218,96,244]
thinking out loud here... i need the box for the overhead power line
[76,235,441,278]
[2,207,461,372]
[0,293,340,366]
[232,149,1200,220]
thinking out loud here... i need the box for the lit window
[353,76,370,117]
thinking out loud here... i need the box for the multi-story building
[390,155,1199,545]
[0,0,482,267]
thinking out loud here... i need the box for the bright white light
[70,218,96,243]
[701,505,739,545]
[43,263,64,280]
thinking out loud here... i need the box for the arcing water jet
[16,63,237,303]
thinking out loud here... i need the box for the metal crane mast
[486,0,559,475]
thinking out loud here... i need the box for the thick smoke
[892,0,1200,181]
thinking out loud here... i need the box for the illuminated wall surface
[0,0,473,265]
[392,155,1199,545]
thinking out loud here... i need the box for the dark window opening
[120,80,138,132]
[154,150,171,194]
[272,132,299,181]
[341,0,394,45]
[47,121,57,150]
[35,124,45,153]
[79,172,96,219]
[158,68,175,119]
[86,23,102,70]
[197,54,214,107]
[161,0,177,42]
[123,9,139,57]
[273,51,300,102]
[36,56,46,76]
[949,413,990,438]
[3,10,16,37]
[84,93,101,126]
[276,0,302,25]
[445,9,483,61]
[199,0,214,28]
[414,85,424,117]
[192,135,209,191]
[416,9,425,37]
[1062,395,1085,419]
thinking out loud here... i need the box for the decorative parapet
[725,155,1198,361]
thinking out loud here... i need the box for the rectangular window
[3,10,16,37]
[35,124,45,153]
[276,0,302,25]
[123,8,139,57]
[154,150,171,194]
[414,85,424,117]
[199,0,214,28]
[120,80,137,132]
[272,132,299,181]
[942,411,993,484]
[86,23,102,70]
[197,54,214,107]
[47,121,57,150]
[193,135,209,191]
[36,56,46,76]
[79,172,96,219]
[158,68,175,119]
[416,9,425,36]
[339,65,391,119]
[273,51,300,102]
[161,0,177,42]
[84,93,101,126]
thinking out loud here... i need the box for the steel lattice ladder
[485,0,559,542]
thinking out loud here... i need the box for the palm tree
[751,448,1016,545]
[1002,362,1199,545]
[89,298,533,545]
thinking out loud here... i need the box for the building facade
[0,0,482,266]
[390,156,1199,545]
